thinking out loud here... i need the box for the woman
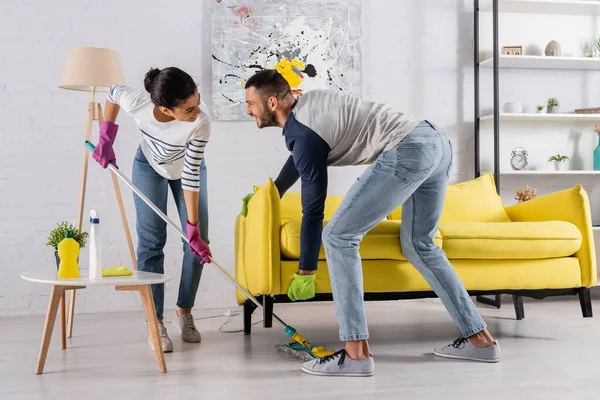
[93,67,211,353]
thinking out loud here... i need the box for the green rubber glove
[241,193,254,217]
[287,272,316,301]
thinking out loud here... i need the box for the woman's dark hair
[244,69,291,101]
[144,67,197,109]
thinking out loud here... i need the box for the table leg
[66,289,76,338]
[140,285,167,373]
[60,292,66,350]
[36,285,64,374]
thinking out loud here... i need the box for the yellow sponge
[102,266,132,277]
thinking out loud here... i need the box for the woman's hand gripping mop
[85,141,333,361]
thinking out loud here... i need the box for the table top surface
[21,270,172,286]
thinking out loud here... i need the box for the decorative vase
[594,133,600,171]
[545,40,561,56]
[503,102,523,113]
[547,106,559,114]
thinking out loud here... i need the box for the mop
[85,141,333,362]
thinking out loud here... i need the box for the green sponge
[287,272,316,301]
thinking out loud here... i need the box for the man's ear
[267,96,278,112]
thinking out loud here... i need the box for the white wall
[0,0,477,316]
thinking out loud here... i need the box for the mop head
[275,340,335,362]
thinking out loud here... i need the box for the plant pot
[535,109,544,114]
[547,106,559,114]
[553,161,567,171]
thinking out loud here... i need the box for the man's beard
[256,107,278,128]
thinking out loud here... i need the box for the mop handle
[84,141,288,330]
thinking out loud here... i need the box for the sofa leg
[512,295,524,320]
[244,300,258,335]
[262,295,273,328]
[476,294,502,309]
[578,288,593,318]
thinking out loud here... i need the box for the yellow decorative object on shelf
[102,266,132,277]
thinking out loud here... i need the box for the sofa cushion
[440,173,511,224]
[387,173,510,223]
[280,220,442,261]
[439,221,582,260]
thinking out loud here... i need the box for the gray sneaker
[434,337,501,363]
[149,323,173,353]
[177,313,202,343]
[301,350,375,377]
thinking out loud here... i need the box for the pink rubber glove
[92,121,119,169]
[186,221,212,264]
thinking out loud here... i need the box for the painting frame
[211,0,362,120]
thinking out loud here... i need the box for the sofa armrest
[504,185,597,287]
[234,179,282,305]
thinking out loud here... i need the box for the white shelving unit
[481,113,600,122]
[480,55,600,70]
[481,0,600,16]
[476,0,600,242]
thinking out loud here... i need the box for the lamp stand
[65,88,137,338]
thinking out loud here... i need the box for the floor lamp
[59,47,137,338]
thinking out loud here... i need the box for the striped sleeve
[107,84,146,114]
[181,118,210,192]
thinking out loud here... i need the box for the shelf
[480,55,600,70]
[481,0,600,16]
[481,113,600,122]
[500,170,600,175]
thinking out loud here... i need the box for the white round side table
[21,270,172,374]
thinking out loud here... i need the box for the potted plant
[535,105,544,114]
[548,154,569,171]
[547,97,560,114]
[595,38,600,58]
[46,221,88,269]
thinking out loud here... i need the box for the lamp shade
[59,47,125,92]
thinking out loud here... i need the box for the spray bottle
[89,209,102,280]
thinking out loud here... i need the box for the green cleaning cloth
[240,193,254,217]
[102,266,133,277]
[287,272,316,301]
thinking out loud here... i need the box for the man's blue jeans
[322,121,487,341]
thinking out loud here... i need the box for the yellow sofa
[234,173,596,334]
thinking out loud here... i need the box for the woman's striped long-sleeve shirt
[107,84,210,192]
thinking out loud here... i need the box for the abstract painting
[211,0,362,120]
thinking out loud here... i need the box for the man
[243,69,501,377]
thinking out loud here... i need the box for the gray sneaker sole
[301,366,375,377]
[433,349,500,363]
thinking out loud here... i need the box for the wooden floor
[1,293,600,400]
